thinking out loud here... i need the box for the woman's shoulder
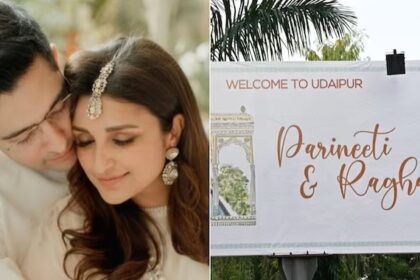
[164,248,209,280]
[183,259,209,279]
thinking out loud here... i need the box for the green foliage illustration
[218,165,250,216]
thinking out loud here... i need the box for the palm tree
[211,0,357,61]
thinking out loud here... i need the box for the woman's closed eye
[73,133,93,147]
[75,138,94,147]
[113,137,136,146]
[74,137,136,148]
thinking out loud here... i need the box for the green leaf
[211,0,357,61]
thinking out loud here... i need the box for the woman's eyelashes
[74,135,137,148]
[74,138,93,147]
[113,137,135,146]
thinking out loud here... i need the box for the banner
[210,61,420,256]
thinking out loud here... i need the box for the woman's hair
[62,37,208,280]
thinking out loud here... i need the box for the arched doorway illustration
[211,106,256,226]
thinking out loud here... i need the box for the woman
[22,37,209,280]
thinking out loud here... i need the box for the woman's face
[72,95,178,207]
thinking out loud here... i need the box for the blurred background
[14,0,209,116]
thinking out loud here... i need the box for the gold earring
[162,147,179,185]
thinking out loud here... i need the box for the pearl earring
[162,147,179,185]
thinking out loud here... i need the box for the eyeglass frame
[0,87,72,153]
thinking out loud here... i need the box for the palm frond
[210,0,357,61]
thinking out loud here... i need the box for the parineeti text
[277,124,419,210]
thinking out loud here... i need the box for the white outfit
[22,196,209,280]
[0,152,68,279]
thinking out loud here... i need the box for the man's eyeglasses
[1,92,72,153]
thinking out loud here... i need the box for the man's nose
[40,121,68,154]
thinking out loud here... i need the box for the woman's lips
[97,173,129,188]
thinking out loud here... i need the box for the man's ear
[166,114,185,148]
[50,43,59,66]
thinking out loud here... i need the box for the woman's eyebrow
[72,124,139,133]
[105,124,139,132]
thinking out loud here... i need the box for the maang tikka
[162,147,179,185]
[87,60,115,120]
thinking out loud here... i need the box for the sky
[339,0,420,61]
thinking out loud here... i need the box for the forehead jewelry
[87,61,115,120]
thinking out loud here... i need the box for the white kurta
[0,152,68,279]
[22,196,209,280]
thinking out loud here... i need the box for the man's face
[0,55,76,171]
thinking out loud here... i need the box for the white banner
[210,61,420,256]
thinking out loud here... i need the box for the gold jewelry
[162,147,179,185]
[87,61,115,120]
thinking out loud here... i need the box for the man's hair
[0,1,57,93]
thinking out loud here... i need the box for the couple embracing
[0,1,208,279]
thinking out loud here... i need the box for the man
[0,1,76,278]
